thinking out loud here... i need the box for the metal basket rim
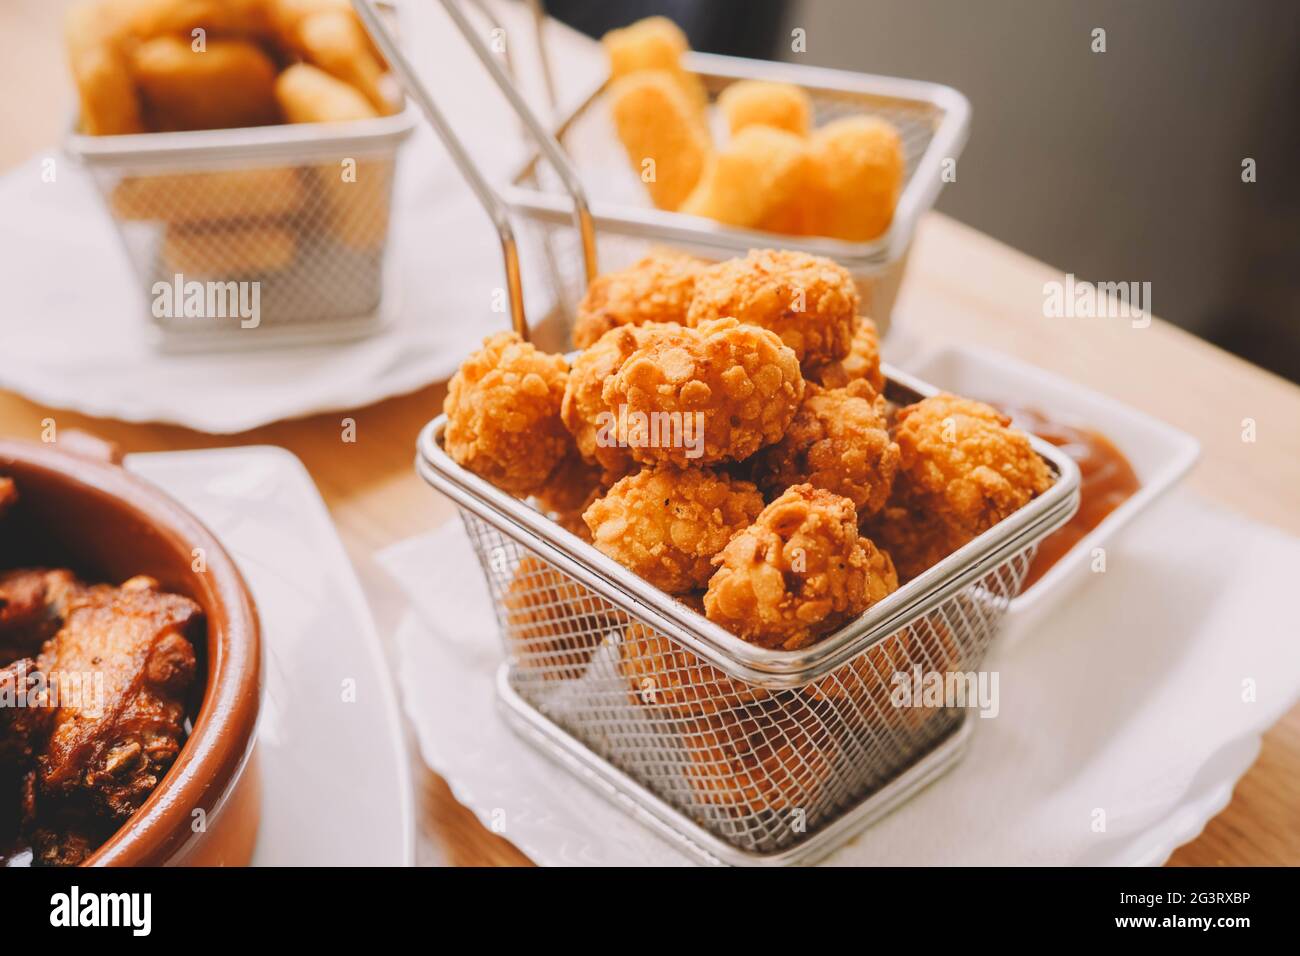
[504,50,972,270]
[64,104,418,169]
[417,362,1081,688]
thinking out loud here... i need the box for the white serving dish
[126,445,415,865]
[905,345,1200,638]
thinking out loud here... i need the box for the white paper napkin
[379,490,1300,866]
[0,2,602,433]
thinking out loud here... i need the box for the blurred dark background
[547,0,1300,384]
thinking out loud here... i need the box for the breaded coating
[64,1,145,136]
[130,36,280,131]
[601,317,804,467]
[562,324,672,481]
[717,79,812,137]
[602,15,707,115]
[894,394,1053,538]
[532,450,604,541]
[444,332,571,496]
[755,380,900,521]
[687,249,858,369]
[620,623,767,717]
[275,62,378,123]
[37,577,200,823]
[294,8,393,114]
[803,116,904,242]
[705,485,897,649]
[865,505,955,583]
[503,555,613,681]
[874,394,1054,579]
[808,316,885,395]
[679,126,811,234]
[682,702,836,814]
[572,249,703,349]
[584,466,764,593]
[610,71,711,211]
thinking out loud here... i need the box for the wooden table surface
[3,1,1297,868]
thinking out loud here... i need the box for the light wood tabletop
[2,0,1297,868]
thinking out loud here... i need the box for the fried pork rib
[0,569,83,664]
[36,576,200,823]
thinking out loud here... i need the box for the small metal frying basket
[506,50,970,341]
[66,2,414,351]
[359,1,1076,865]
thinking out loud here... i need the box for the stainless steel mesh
[460,508,1034,857]
[66,86,415,346]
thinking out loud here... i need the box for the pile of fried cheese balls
[444,248,1054,653]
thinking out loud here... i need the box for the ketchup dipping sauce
[997,405,1141,589]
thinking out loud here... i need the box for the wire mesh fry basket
[419,366,1079,865]
[358,1,1074,864]
[65,1,415,351]
[506,51,970,342]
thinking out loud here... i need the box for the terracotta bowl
[0,437,262,866]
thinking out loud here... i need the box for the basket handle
[352,0,597,341]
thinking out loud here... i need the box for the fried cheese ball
[803,116,904,242]
[717,80,812,137]
[503,555,613,681]
[894,394,1053,538]
[679,126,811,234]
[620,623,767,717]
[572,249,703,349]
[532,450,604,541]
[705,485,897,649]
[561,323,673,481]
[808,316,885,395]
[609,71,710,211]
[601,318,804,467]
[687,249,858,369]
[602,15,707,116]
[681,703,837,814]
[755,380,900,521]
[583,466,765,593]
[444,332,571,496]
[875,394,1054,579]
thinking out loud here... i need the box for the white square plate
[904,345,1200,639]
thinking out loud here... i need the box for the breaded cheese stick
[65,1,145,135]
[118,0,273,39]
[803,116,904,241]
[602,16,707,120]
[294,10,394,114]
[130,36,280,131]
[717,80,812,137]
[609,70,710,211]
[680,125,810,232]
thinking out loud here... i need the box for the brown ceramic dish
[0,437,262,866]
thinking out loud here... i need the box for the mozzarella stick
[610,71,710,211]
[65,1,145,135]
[131,36,280,131]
